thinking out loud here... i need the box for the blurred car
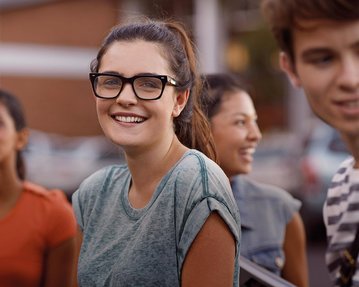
[23,129,124,199]
[246,131,302,195]
[298,120,351,240]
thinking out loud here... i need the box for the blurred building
[0,0,121,136]
[0,0,309,136]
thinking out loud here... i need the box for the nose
[337,56,359,92]
[248,121,262,142]
[115,82,138,106]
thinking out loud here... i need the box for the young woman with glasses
[72,19,241,287]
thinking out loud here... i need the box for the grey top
[231,176,301,275]
[72,149,241,287]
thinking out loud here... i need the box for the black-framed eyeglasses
[89,72,178,100]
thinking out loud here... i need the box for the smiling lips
[339,100,359,108]
[334,97,359,116]
[239,147,256,162]
[113,115,146,123]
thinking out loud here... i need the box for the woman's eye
[97,76,121,88]
[137,79,161,90]
[104,79,120,86]
[142,82,157,88]
[235,119,246,126]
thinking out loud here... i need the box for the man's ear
[16,128,29,151]
[279,52,302,87]
[172,89,190,117]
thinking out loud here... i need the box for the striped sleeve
[323,157,359,286]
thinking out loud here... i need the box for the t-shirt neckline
[121,149,194,219]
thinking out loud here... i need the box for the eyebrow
[99,71,121,75]
[99,71,161,77]
[230,111,257,118]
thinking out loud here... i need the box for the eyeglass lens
[94,75,164,100]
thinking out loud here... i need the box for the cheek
[96,100,106,113]
[296,65,329,101]
[96,101,110,120]
[213,127,241,151]
[159,100,178,128]
[95,102,112,134]
[301,78,327,110]
[0,131,17,151]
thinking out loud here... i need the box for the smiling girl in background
[201,73,309,287]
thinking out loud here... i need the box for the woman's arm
[181,212,236,287]
[282,212,309,287]
[42,236,77,287]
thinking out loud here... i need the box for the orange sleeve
[45,190,77,247]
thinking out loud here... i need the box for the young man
[261,0,359,286]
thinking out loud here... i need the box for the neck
[128,136,187,183]
[0,167,23,202]
[0,167,23,219]
[125,135,188,208]
[341,133,359,169]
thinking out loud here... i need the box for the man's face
[280,19,359,139]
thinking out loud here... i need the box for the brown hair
[0,89,27,180]
[91,19,217,161]
[260,0,359,61]
[201,73,254,120]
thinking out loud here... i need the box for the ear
[172,89,190,117]
[16,128,29,151]
[279,52,302,87]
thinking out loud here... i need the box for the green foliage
[236,23,286,105]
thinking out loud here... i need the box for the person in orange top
[0,89,77,287]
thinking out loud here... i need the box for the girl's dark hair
[0,89,27,180]
[201,73,253,120]
[90,18,217,161]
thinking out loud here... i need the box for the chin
[238,166,251,175]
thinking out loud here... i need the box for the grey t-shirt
[72,149,241,287]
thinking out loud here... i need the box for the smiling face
[210,91,262,178]
[95,40,187,154]
[281,19,359,140]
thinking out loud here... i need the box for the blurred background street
[307,242,331,287]
[0,0,350,285]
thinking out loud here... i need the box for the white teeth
[115,116,144,123]
[242,148,255,155]
[344,101,359,108]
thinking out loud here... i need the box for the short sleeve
[174,151,241,273]
[280,189,301,224]
[71,166,117,232]
[45,190,77,247]
[72,190,84,231]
